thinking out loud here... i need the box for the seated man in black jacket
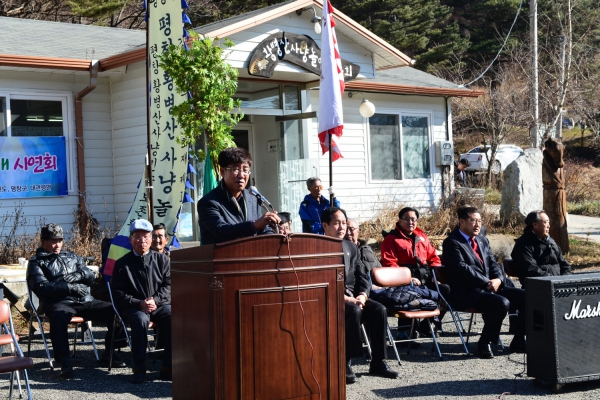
[112,219,172,384]
[26,224,124,378]
[322,207,398,384]
[197,147,279,245]
[511,210,572,287]
[442,206,526,358]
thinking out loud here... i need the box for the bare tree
[452,63,530,186]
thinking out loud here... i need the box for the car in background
[459,144,523,174]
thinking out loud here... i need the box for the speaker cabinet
[527,273,600,385]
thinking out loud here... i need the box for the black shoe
[369,360,399,379]
[476,341,494,359]
[509,337,527,353]
[99,353,127,368]
[159,366,172,381]
[132,365,146,384]
[60,359,73,378]
[346,361,357,384]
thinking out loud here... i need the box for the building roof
[0,17,145,60]
[0,8,480,97]
[194,0,411,70]
[345,66,482,97]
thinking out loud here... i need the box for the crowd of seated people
[29,146,575,389]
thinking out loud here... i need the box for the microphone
[248,186,274,211]
[249,186,279,234]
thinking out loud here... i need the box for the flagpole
[145,5,154,224]
[328,131,333,204]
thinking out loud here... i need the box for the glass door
[276,112,318,233]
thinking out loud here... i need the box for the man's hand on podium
[254,212,280,230]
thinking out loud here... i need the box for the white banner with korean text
[148,0,188,240]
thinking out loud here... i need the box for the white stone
[500,148,543,224]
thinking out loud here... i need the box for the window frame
[0,89,76,194]
[366,109,434,183]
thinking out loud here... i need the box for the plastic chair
[106,282,162,372]
[0,301,34,400]
[26,283,98,369]
[370,267,443,366]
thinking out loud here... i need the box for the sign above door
[248,32,360,81]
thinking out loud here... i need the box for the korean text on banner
[148,0,188,237]
[0,137,67,198]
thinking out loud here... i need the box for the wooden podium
[170,234,346,400]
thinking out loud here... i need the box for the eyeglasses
[468,218,483,225]
[347,226,359,231]
[401,218,418,223]
[310,185,323,190]
[223,167,251,176]
[132,234,152,242]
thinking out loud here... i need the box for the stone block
[500,148,543,225]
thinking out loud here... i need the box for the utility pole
[557,35,566,139]
[530,0,539,147]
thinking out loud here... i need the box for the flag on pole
[203,150,218,195]
[317,0,345,162]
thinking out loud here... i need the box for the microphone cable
[284,233,322,400]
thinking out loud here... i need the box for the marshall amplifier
[527,273,600,387]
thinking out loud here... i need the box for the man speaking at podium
[198,147,280,245]
[322,206,398,384]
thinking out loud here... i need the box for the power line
[460,0,525,88]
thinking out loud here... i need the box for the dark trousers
[122,305,171,369]
[457,287,526,344]
[345,299,387,362]
[45,300,115,363]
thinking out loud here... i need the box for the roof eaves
[99,47,145,72]
[311,0,411,67]
[0,54,91,72]
[346,80,484,98]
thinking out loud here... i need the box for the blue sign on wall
[0,137,68,198]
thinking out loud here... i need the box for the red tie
[470,238,483,264]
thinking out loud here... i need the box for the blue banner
[0,137,68,198]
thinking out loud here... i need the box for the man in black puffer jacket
[27,223,124,378]
[511,210,572,287]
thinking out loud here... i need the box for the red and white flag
[318,0,344,162]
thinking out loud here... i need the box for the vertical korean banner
[148,0,188,239]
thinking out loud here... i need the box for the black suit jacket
[342,239,370,298]
[197,181,274,245]
[442,228,503,305]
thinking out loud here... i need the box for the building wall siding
[307,90,450,222]
[109,61,148,225]
[223,14,375,78]
[0,70,115,235]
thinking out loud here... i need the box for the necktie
[470,238,483,264]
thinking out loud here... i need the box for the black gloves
[64,271,84,284]
[68,284,87,297]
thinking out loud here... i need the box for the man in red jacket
[380,207,448,333]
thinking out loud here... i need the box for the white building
[0,0,481,243]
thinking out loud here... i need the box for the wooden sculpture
[542,138,569,253]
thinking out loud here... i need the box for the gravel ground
[347,316,600,400]
[0,328,172,400]
[3,314,600,399]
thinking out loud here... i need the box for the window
[0,91,73,196]
[369,115,400,180]
[368,113,431,180]
[9,99,64,137]
[402,116,430,179]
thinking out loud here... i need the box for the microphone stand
[257,199,279,234]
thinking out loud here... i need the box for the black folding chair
[26,283,98,369]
